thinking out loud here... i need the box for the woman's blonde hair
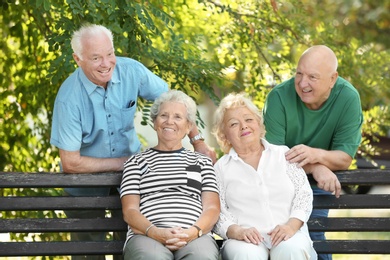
[212,92,265,153]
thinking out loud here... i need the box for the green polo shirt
[263,76,363,158]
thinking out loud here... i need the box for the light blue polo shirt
[50,57,168,195]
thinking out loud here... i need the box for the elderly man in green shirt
[263,45,363,260]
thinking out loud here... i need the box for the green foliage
[0,0,223,173]
[359,106,390,166]
[2,0,388,172]
[1,0,223,247]
[176,0,390,162]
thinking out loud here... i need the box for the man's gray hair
[71,24,114,60]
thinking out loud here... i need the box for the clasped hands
[153,226,196,251]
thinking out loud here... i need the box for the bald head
[294,45,339,110]
[299,45,338,75]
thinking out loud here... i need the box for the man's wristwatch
[193,224,202,237]
[190,133,205,144]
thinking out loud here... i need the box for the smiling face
[294,46,338,110]
[222,106,263,151]
[153,101,192,150]
[73,32,116,88]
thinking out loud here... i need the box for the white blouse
[213,139,313,248]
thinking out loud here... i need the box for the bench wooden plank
[1,170,389,188]
[314,240,390,254]
[2,217,389,233]
[313,194,390,209]
[0,241,124,256]
[0,218,127,232]
[0,172,122,188]
[0,196,122,210]
[2,194,388,211]
[214,239,390,254]
[336,169,390,185]
[308,217,390,232]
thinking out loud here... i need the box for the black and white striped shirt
[120,147,219,239]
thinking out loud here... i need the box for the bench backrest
[307,169,390,254]
[0,172,125,256]
[0,170,390,256]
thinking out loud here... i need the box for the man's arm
[303,163,342,198]
[286,145,352,171]
[188,128,217,164]
[59,149,128,173]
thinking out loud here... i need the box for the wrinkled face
[222,107,262,149]
[73,33,116,88]
[294,54,337,110]
[153,102,192,148]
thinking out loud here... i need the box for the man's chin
[96,75,113,86]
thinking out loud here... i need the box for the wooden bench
[0,169,389,257]
[0,172,127,257]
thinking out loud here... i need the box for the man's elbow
[59,149,83,173]
[61,162,80,173]
[339,155,353,170]
[60,157,83,173]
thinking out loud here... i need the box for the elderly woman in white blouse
[212,93,317,260]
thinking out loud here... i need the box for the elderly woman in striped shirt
[120,90,220,260]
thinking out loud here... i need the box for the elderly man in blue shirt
[50,24,215,260]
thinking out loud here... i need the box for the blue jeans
[309,186,332,260]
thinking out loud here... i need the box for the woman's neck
[236,144,264,170]
[154,141,183,151]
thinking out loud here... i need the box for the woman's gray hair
[150,90,197,127]
[212,92,266,153]
[71,24,114,60]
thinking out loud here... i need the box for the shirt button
[111,132,114,135]
[112,149,115,152]
[108,114,111,117]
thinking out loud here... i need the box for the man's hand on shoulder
[285,144,322,167]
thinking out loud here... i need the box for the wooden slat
[3,217,388,233]
[336,169,390,185]
[5,240,389,256]
[0,196,122,211]
[306,170,390,186]
[0,241,124,256]
[2,194,388,211]
[0,172,122,188]
[313,194,390,209]
[1,169,389,188]
[215,239,390,254]
[313,240,390,254]
[0,218,127,233]
[308,217,390,232]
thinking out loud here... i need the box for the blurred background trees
[1,0,389,251]
[1,0,389,170]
